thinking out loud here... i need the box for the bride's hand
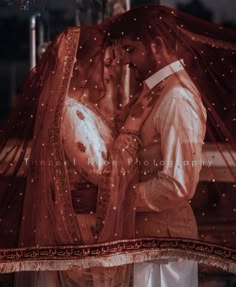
[112,133,141,176]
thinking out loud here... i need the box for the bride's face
[103,46,123,84]
[72,44,106,102]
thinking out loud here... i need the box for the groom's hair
[105,4,177,55]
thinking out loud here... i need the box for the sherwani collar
[144,59,185,90]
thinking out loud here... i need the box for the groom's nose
[123,55,137,69]
[128,63,136,69]
[122,53,131,65]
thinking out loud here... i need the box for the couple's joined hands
[110,133,141,178]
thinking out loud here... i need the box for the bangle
[119,128,142,147]
[120,135,142,158]
[119,127,139,137]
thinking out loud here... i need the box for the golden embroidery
[96,158,112,235]
[49,28,82,243]
[0,238,236,273]
[76,110,85,120]
[77,142,86,152]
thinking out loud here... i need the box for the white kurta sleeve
[137,87,207,211]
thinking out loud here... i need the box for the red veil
[0,4,236,286]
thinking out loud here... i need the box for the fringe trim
[0,238,236,274]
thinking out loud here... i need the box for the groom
[107,6,207,287]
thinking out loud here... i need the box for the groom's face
[121,36,157,82]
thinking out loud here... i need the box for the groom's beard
[128,60,158,83]
[128,64,145,83]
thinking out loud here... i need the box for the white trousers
[133,260,198,287]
